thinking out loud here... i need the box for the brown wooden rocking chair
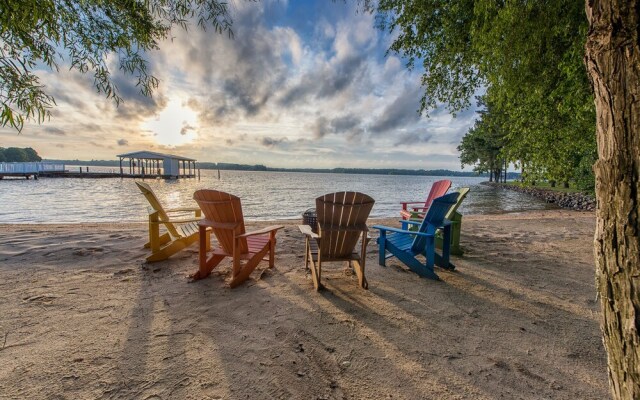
[298,192,375,291]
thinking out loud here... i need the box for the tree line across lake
[46,158,517,178]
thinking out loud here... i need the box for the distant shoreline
[48,159,521,179]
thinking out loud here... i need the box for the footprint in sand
[23,294,58,304]
[72,247,105,256]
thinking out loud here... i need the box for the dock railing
[0,162,66,174]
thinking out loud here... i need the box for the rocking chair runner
[192,189,283,288]
[299,192,375,291]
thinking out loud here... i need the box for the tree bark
[585,0,640,398]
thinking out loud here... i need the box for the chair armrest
[198,220,241,230]
[298,224,320,239]
[238,225,284,238]
[411,206,429,211]
[148,211,201,225]
[149,218,200,225]
[372,225,434,238]
[401,201,427,206]
[159,217,201,224]
[165,207,201,213]
[400,219,420,230]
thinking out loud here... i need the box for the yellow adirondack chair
[298,192,375,291]
[136,181,210,262]
[192,189,284,288]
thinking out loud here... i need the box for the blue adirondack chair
[373,192,459,280]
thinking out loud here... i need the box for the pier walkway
[0,162,198,179]
[0,162,66,179]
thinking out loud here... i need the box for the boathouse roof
[116,151,196,162]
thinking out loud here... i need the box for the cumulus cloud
[394,132,434,146]
[44,127,66,136]
[331,114,361,133]
[180,124,196,136]
[307,114,364,141]
[225,133,248,146]
[110,74,165,121]
[310,117,330,139]
[369,86,423,135]
[0,1,478,168]
[260,136,288,147]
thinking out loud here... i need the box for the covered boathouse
[117,151,198,179]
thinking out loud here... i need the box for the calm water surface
[0,169,557,223]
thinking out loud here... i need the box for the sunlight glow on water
[0,170,557,223]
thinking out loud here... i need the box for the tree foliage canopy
[374,0,596,190]
[457,99,506,180]
[0,0,233,131]
[0,147,42,162]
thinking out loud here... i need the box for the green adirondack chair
[407,187,469,256]
[435,187,470,256]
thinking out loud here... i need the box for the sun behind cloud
[142,98,199,146]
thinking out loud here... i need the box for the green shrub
[573,153,596,194]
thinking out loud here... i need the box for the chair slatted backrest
[135,181,181,238]
[193,190,248,254]
[423,179,452,210]
[445,187,470,220]
[316,192,375,259]
[411,192,459,253]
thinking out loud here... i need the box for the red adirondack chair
[399,179,452,220]
[192,190,283,287]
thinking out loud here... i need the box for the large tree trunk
[584,0,640,398]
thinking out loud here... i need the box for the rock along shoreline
[485,182,596,211]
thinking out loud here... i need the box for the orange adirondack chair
[192,190,284,287]
[298,192,375,291]
[400,179,452,220]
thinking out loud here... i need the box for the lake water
[0,169,556,223]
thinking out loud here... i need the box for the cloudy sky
[0,1,479,170]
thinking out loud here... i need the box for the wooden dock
[0,162,64,180]
[0,172,40,179]
[38,171,197,179]
[1,162,198,180]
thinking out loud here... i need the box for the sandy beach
[0,210,608,399]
